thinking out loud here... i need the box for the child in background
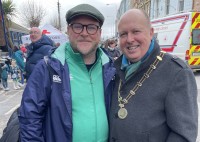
[1,60,9,91]
[12,46,25,85]
[11,60,21,90]
[0,59,4,89]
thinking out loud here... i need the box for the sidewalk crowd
[0,43,26,91]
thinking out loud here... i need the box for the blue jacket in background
[13,50,25,71]
[25,35,54,80]
[1,64,9,79]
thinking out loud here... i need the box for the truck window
[192,29,200,45]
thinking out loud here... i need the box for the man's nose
[81,26,88,35]
[127,33,135,42]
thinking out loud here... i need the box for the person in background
[104,38,121,60]
[1,59,10,91]
[24,43,29,57]
[114,38,122,55]
[5,56,12,72]
[19,4,115,142]
[11,60,21,90]
[12,46,25,85]
[0,59,5,89]
[25,27,54,80]
[109,9,198,142]
[19,44,27,55]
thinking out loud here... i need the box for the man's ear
[67,26,69,35]
[99,28,102,35]
[150,27,154,39]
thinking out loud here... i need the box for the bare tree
[20,0,46,28]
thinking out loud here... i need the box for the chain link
[118,51,165,105]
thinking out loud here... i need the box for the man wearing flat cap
[19,4,115,142]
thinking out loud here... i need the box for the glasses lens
[30,31,39,34]
[72,23,83,34]
[87,24,98,34]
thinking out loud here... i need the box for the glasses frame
[29,31,40,35]
[69,23,101,35]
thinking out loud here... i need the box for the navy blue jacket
[19,46,116,142]
[25,35,54,80]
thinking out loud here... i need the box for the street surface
[0,72,200,141]
[0,79,23,138]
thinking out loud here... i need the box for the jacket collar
[114,41,161,82]
[51,42,110,66]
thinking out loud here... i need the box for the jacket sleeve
[165,68,198,142]
[19,60,50,142]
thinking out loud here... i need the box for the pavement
[0,77,25,138]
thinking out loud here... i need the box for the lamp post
[57,0,61,31]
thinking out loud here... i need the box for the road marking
[4,104,20,115]
[0,90,23,104]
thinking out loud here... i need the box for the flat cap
[66,4,104,26]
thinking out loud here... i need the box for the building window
[178,0,184,11]
[155,0,159,18]
[166,0,170,15]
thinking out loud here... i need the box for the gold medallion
[118,107,128,119]
[117,52,165,120]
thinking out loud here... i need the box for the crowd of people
[0,57,21,91]
[0,26,55,91]
[0,3,198,142]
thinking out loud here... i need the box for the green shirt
[65,44,108,142]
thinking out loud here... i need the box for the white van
[151,11,200,70]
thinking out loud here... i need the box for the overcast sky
[12,0,122,38]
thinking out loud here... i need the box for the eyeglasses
[29,31,39,35]
[69,23,100,35]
